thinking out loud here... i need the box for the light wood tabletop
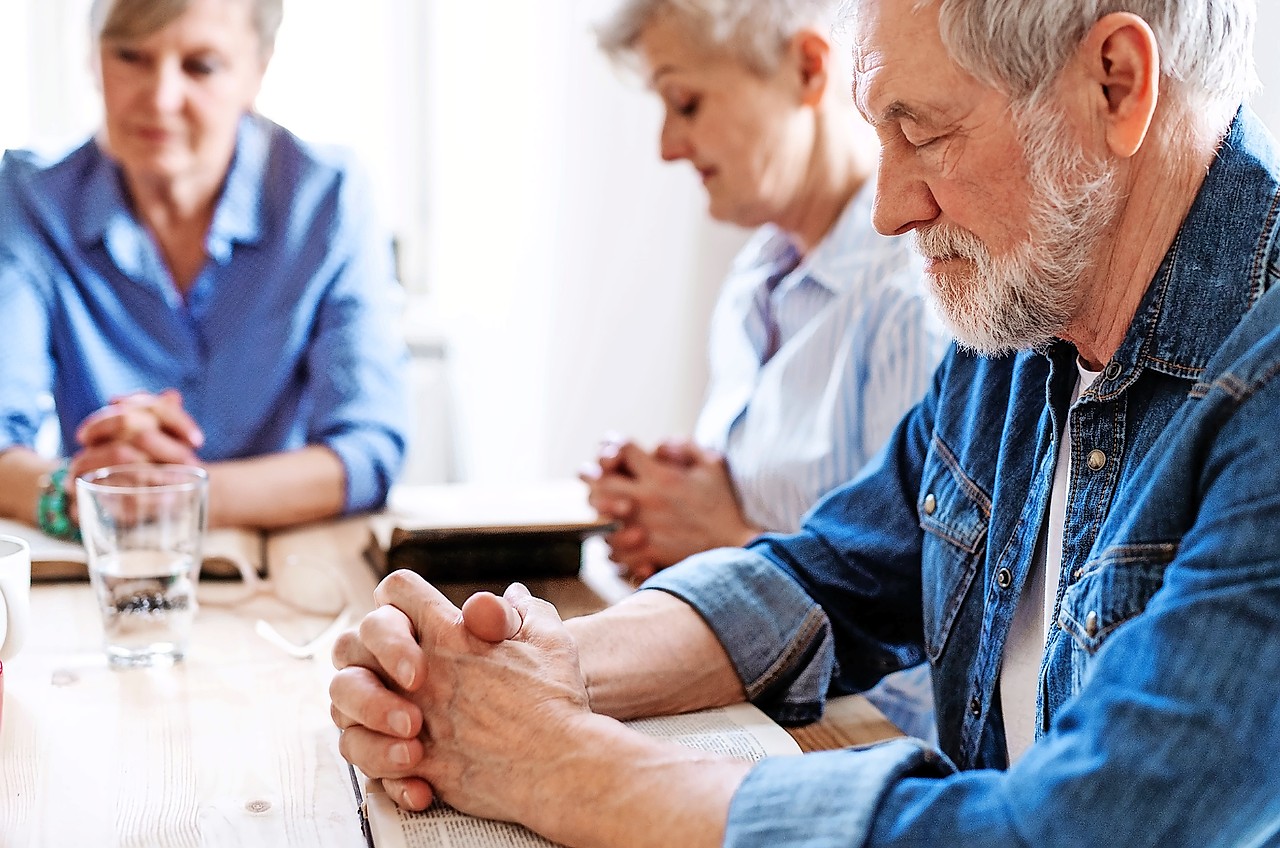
[0,483,901,847]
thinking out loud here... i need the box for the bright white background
[2,0,1278,485]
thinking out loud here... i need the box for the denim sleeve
[0,254,52,456]
[726,740,953,847]
[303,164,410,514]
[645,548,839,725]
[649,356,941,720]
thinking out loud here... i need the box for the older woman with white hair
[0,0,408,534]
[580,0,946,740]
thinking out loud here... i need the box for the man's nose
[872,146,940,236]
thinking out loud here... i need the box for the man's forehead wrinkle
[851,49,888,124]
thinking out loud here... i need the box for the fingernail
[397,661,416,690]
[390,742,411,766]
[389,709,412,737]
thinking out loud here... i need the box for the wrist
[37,461,81,542]
[522,713,626,841]
[730,522,765,550]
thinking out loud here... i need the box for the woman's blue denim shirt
[647,107,1280,846]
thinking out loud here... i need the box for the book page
[0,518,86,581]
[361,702,800,848]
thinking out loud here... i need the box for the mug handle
[0,590,7,658]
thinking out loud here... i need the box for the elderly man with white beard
[329,0,1280,845]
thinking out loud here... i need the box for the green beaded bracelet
[37,463,81,543]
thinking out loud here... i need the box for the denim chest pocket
[1058,545,1174,684]
[918,439,990,662]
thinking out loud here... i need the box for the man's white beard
[914,103,1122,358]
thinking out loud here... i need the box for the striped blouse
[694,178,948,535]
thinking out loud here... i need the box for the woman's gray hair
[91,0,284,59]
[913,0,1257,119]
[596,0,846,75]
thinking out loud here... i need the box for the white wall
[1254,1,1280,131]
[421,0,743,484]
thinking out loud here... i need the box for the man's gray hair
[915,0,1257,118]
[91,0,284,59]
[596,0,845,74]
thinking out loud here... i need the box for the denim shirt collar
[1087,107,1280,395]
[76,113,269,279]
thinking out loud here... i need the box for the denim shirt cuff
[725,739,955,847]
[644,547,835,723]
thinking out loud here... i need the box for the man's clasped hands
[329,574,593,824]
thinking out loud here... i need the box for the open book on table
[0,517,266,583]
[355,701,801,848]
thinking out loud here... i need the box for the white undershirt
[1000,360,1101,763]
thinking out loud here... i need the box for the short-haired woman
[582,0,946,741]
[0,0,409,532]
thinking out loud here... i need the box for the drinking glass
[76,464,208,667]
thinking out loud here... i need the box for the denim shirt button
[923,493,937,515]
[996,567,1013,589]
[969,696,981,717]
[1104,360,1122,381]
[1086,611,1100,637]
[1087,449,1107,471]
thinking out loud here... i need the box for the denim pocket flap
[919,440,990,662]
[918,448,989,554]
[1059,546,1173,654]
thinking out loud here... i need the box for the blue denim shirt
[648,107,1280,845]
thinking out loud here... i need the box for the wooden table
[0,485,901,847]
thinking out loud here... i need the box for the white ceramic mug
[0,535,32,661]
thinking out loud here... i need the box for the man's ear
[789,29,831,107]
[1079,12,1160,158]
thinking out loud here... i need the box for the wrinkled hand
[580,436,760,582]
[331,573,591,823]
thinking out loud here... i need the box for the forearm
[567,590,746,720]
[530,714,751,848]
[0,447,55,524]
[205,445,346,529]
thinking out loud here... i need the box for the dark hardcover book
[365,520,617,583]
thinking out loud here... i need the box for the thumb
[461,589,524,643]
[654,437,699,467]
[503,582,568,644]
